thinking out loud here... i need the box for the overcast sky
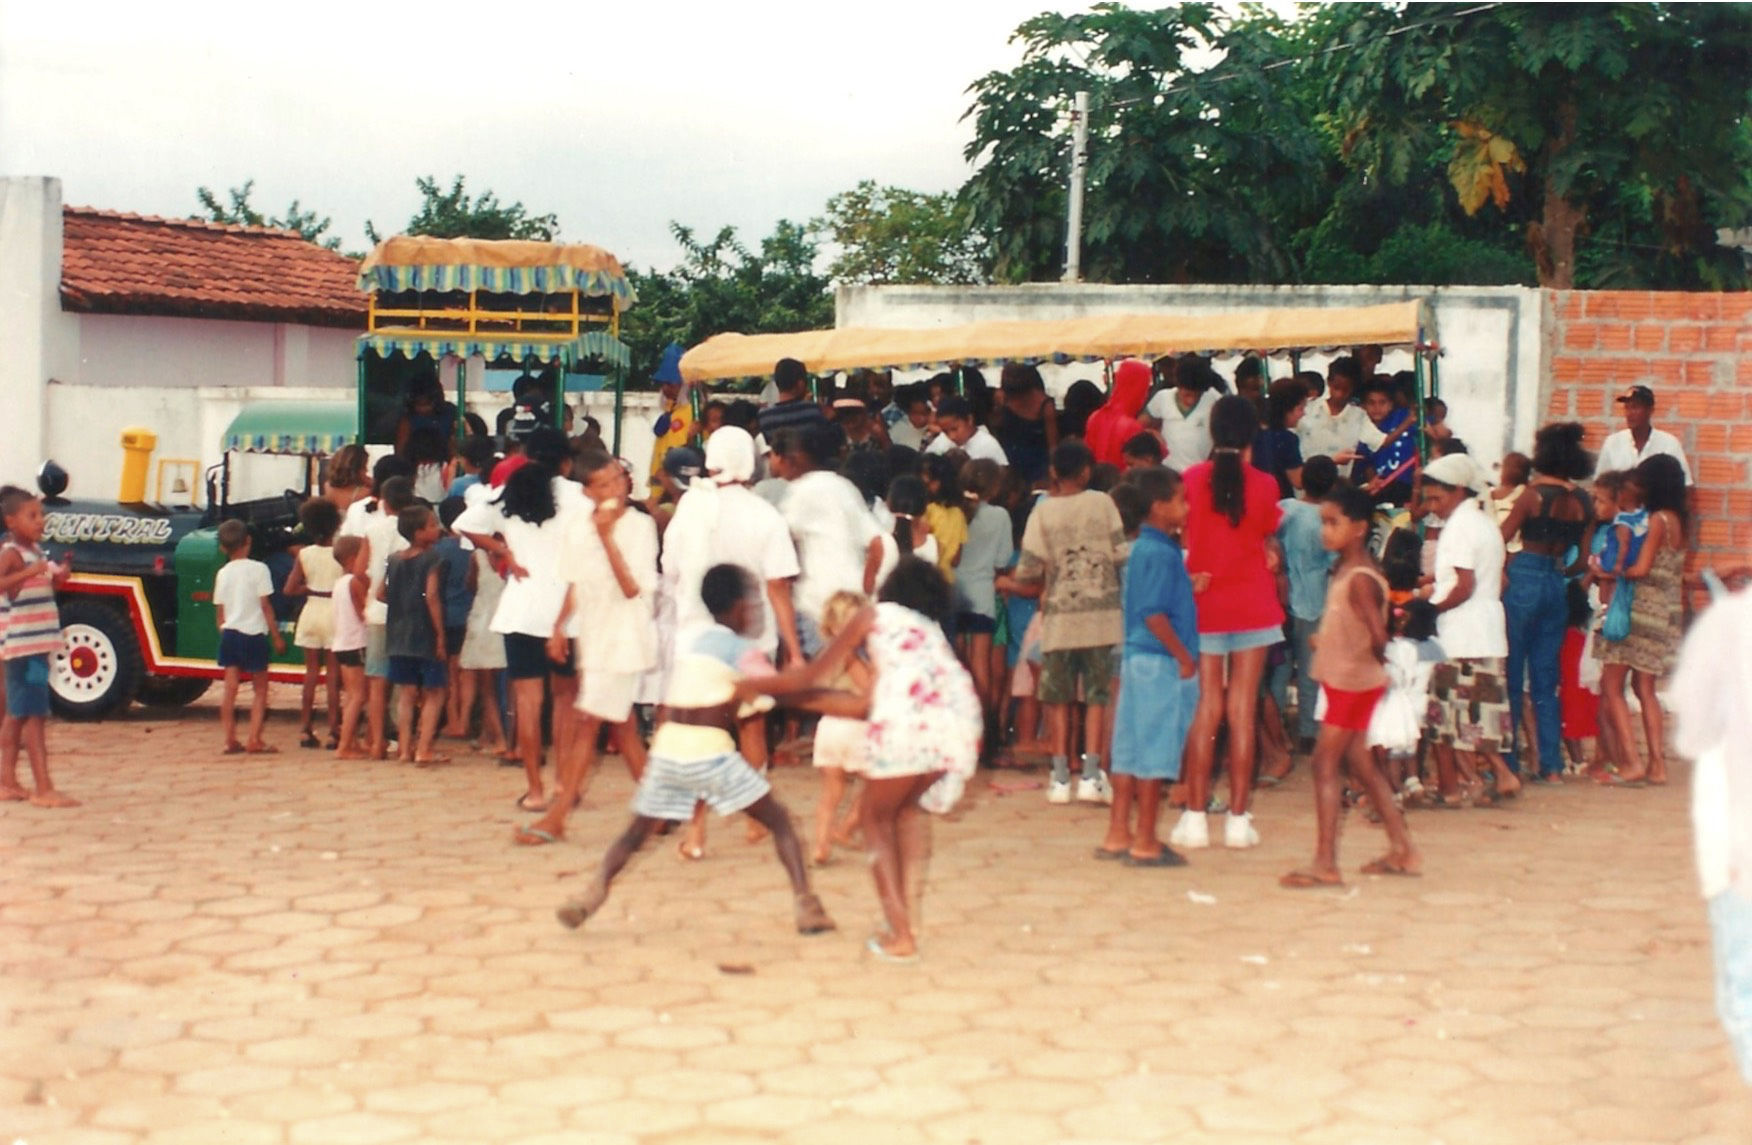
[0,0,1077,270]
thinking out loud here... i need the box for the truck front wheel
[51,599,145,720]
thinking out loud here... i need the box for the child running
[329,536,370,759]
[556,564,835,937]
[285,498,343,749]
[381,504,449,766]
[1281,483,1420,887]
[214,519,285,754]
[1098,467,1198,867]
[0,488,77,807]
[752,557,981,963]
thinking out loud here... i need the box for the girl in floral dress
[752,556,980,962]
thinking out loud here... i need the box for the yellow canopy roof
[357,236,636,309]
[679,299,1430,383]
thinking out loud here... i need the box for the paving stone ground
[3,691,1750,1144]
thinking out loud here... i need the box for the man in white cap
[1415,452,1520,807]
[1596,385,1692,482]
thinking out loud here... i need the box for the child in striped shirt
[0,488,78,807]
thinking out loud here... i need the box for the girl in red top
[1171,394,1285,852]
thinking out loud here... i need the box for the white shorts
[576,669,640,723]
[813,716,868,773]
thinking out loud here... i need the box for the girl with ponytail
[1174,393,1287,852]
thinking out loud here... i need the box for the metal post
[1063,91,1089,284]
[452,354,466,444]
[612,362,625,457]
[355,353,368,445]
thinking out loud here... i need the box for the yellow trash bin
[118,427,158,502]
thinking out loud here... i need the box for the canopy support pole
[355,354,367,446]
[453,354,466,443]
[612,361,625,457]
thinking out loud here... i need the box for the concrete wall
[0,177,64,484]
[69,313,357,391]
[838,283,1546,473]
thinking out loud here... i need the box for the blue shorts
[632,751,771,821]
[4,655,53,719]
[364,625,389,680]
[218,630,271,675]
[1111,654,1199,781]
[387,656,447,690]
[797,613,825,658]
[1198,625,1282,656]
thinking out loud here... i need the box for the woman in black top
[992,364,1059,487]
[1497,422,1595,782]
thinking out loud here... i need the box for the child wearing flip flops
[1098,467,1199,868]
[1281,483,1420,888]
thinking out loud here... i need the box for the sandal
[513,825,562,846]
[865,935,918,964]
[1279,868,1344,889]
[1360,856,1422,877]
[515,793,550,813]
[298,733,321,750]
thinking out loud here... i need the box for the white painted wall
[0,177,62,484]
[838,283,1546,472]
[69,313,357,391]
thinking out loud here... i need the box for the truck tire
[51,598,145,721]
[136,676,213,708]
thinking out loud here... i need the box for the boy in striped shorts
[558,563,835,936]
[0,489,78,807]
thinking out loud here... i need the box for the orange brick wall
[1545,290,1752,598]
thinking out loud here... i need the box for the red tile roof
[60,207,367,329]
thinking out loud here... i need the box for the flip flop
[298,733,321,749]
[1124,849,1188,868]
[244,744,279,755]
[513,825,561,846]
[1093,847,1130,861]
[1598,773,1649,789]
[865,936,919,964]
[515,794,550,813]
[1359,857,1422,877]
[1279,869,1344,889]
[222,744,248,755]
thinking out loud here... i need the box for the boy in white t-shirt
[214,520,285,754]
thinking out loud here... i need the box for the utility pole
[1063,91,1089,284]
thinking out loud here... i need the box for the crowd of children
[0,354,1710,964]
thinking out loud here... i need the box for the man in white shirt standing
[925,395,1009,465]
[1141,357,1220,472]
[779,424,884,654]
[1596,385,1693,483]
[1296,356,1386,464]
[1416,453,1520,807]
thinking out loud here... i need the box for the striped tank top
[3,541,63,660]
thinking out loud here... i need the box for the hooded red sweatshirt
[1082,359,1154,467]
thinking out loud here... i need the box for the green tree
[959,3,1327,284]
[364,176,560,245]
[619,220,833,385]
[812,180,988,284]
[1315,2,1752,287]
[194,180,341,250]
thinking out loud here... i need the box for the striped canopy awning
[357,236,637,312]
[358,329,631,372]
[222,401,357,454]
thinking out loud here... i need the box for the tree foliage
[364,176,560,246]
[620,220,833,386]
[194,180,341,250]
[812,180,988,285]
[961,2,1752,289]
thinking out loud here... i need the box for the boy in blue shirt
[1269,455,1341,761]
[1098,467,1200,867]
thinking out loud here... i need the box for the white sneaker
[1076,773,1113,805]
[1169,810,1210,849]
[1046,778,1073,805]
[1224,811,1260,849]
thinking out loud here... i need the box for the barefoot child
[0,489,78,806]
[380,504,448,765]
[214,519,285,754]
[329,536,370,758]
[285,498,343,748]
[556,563,836,937]
[1098,467,1198,867]
[809,590,873,865]
[1281,483,1420,887]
